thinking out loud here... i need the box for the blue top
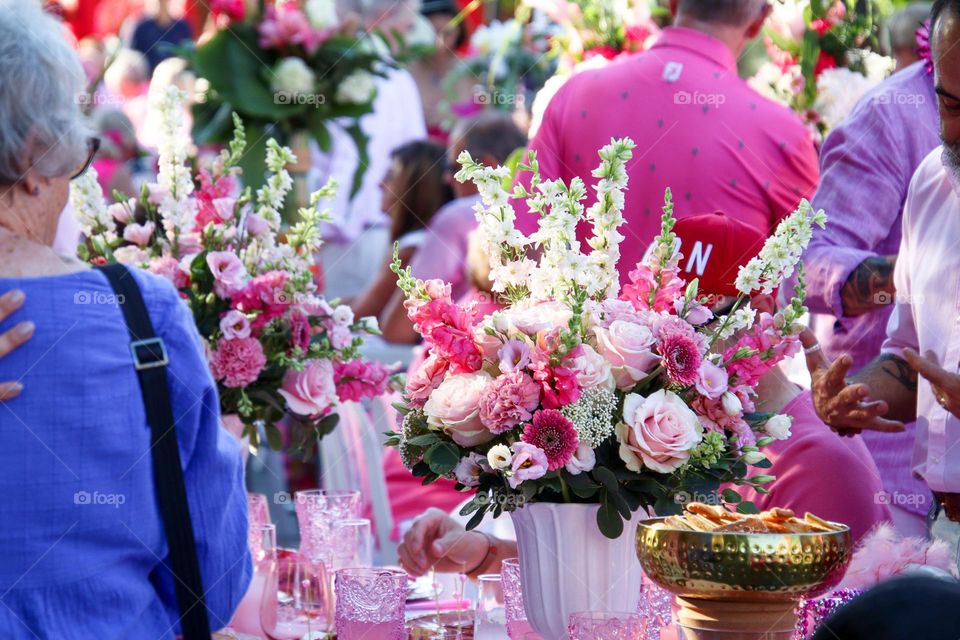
[130,17,194,71]
[0,267,251,639]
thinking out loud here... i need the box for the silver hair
[676,0,769,26]
[0,0,90,184]
[882,3,933,54]
[336,0,420,21]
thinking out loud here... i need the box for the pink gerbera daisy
[521,410,579,471]
[659,333,701,387]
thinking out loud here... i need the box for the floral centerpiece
[71,87,393,454]
[190,0,388,199]
[750,0,894,136]
[386,137,827,540]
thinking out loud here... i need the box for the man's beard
[942,140,960,196]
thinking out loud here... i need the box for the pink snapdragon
[231,270,289,327]
[478,370,541,434]
[406,293,482,374]
[209,336,266,388]
[530,348,581,409]
[620,264,686,313]
[722,312,801,387]
[333,359,392,403]
[289,309,311,353]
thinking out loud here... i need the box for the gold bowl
[635,517,853,602]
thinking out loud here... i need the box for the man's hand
[397,508,489,577]
[802,329,905,436]
[904,348,960,418]
[0,290,32,401]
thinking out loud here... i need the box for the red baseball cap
[671,211,768,299]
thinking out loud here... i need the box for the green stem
[559,473,572,504]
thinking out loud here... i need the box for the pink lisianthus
[521,409,579,471]
[278,359,337,417]
[209,336,266,388]
[289,309,311,353]
[507,441,549,489]
[423,371,494,447]
[659,332,702,387]
[245,212,270,236]
[478,370,541,434]
[123,221,155,247]
[333,359,392,403]
[231,270,289,327]
[220,309,252,340]
[406,353,450,408]
[695,360,729,399]
[530,349,581,409]
[620,264,685,313]
[454,453,485,488]
[148,256,189,288]
[675,297,713,325]
[207,251,248,299]
[565,442,596,475]
[617,389,703,473]
[498,339,531,373]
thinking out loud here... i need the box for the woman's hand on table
[398,508,489,577]
[0,290,32,400]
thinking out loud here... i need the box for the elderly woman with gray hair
[0,1,250,638]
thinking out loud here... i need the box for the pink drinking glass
[247,493,272,561]
[567,612,645,640]
[260,548,332,640]
[295,490,361,563]
[501,558,541,640]
[334,568,407,640]
[636,582,674,640]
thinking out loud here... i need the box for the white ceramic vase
[510,502,645,639]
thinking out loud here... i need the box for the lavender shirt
[408,194,481,302]
[804,62,939,514]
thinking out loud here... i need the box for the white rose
[272,58,316,96]
[565,443,596,475]
[487,444,512,470]
[305,0,339,29]
[423,372,494,447]
[566,344,615,392]
[764,414,793,441]
[336,71,377,104]
[721,392,743,417]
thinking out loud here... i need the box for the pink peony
[231,270,289,327]
[207,251,247,299]
[423,371,494,447]
[148,256,189,288]
[617,390,703,473]
[278,359,337,417]
[507,442,549,489]
[289,309,311,353]
[123,221,155,247]
[334,359,392,402]
[530,349,581,409]
[695,360,728,399]
[521,409,579,471]
[406,354,450,408]
[478,371,541,434]
[209,337,266,388]
[593,320,658,390]
[220,309,252,340]
[659,332,702,387]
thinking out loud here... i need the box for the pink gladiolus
[209,337,266,388]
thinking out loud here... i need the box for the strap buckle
[130,337,169,371]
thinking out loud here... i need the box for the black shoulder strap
[98,263,212,640]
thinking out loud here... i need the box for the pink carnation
[478,371,541,434]
[334,359,392,403]
[209,337,266,388]
[659,332,702,387]
[406,353,450,408]
[148,256,188,288]
[521,409,579,471]
[231,270,289,327]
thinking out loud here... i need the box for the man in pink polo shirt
[515,0,819,277]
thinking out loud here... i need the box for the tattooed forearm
[876,354,918,392]
[840,256,897,317]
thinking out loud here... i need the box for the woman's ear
[16,132,42,196]
[751,293,776,315]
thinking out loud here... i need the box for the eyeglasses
[70,136,100,181]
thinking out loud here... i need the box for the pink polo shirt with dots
[515,27,820,279]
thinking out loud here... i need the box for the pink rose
[123,221,155,247]
[565,343,615,391]
[478,371,541,434]
[220,310,252,339]
[423,371,494,447]
[695,361,728,399]
[148,256,189,288]
[406,353,449,408]
[209,337,266,388]
[207,251,248,298]
[507,441,548,489]
[593,320,658,390]
[278,359,337,417]
[616,389,703,473]
[594,299,648,328]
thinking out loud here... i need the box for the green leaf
[736,501,760,515]
[597,495,624,539]
[721,488,742,504]
[593,466,620,492]
[407,433,442,447]
[753,458,773,469]
[465,502,489,530]
[315,413,339,437]
[265,422,283,451]
[424,441,459,476]
[565,472,602,499]
[304,110,332,152]
[344,123,370,199]
[191,101,235,144]
[459,496,482,517]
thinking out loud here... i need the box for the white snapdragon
[70,169,116,242]
[152,86,195,245]
[255,140,296,229]
[584,138,634,298]
[715,302,755,341]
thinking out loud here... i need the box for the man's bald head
[675,0,769,26]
